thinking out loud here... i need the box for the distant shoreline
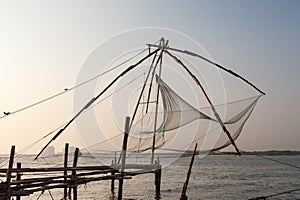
[1,150,300,157]
[178,150,300,157]
[208,150,300,156]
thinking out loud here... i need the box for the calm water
[2,154,300,199]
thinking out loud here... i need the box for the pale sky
[0,0,299,154]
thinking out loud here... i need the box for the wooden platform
[0,145,162,200]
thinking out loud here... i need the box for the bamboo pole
[117,49,160,165]
[151,38,165,164]
[166,51,241,155]
[11,169,116,185]
[18,174,130,195]
[154,160,161,197]
[63,143,69,199]
[180,143,198,200]
[0,166,114,173]
[111,163,157,170]
[118,116,130,200]
[13,179,66,190]
[6,145,15,200]
[72,148,79,200]
[147,44,265,95]
[1,144,165,199]
[35,49,159,160]
[111,171,115,193]
[16,162,21,200]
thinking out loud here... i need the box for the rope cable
[166,50,241,155]
[0,48,148,120]
[35,48,159,160]
[32,73,144,157]
[0,73,144,166]
[241,149,300,170]
[147,44,265,95]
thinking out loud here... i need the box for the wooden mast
[151,38,168,164]
[166,50,241,155]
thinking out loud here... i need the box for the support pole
[118,116,130,200]
[6,145,15,200]
[111,171,115,193]
[63,143,69,199]
[35,49,159,160]
[151,38,166,164]
[111,152,116,193]
[16,162,22,200]
[147,44,265,95]
[72,148,79,200]
[166,51,241,155]
[117,49,160,165]
[180,143,198,200]
[154,160,162,198]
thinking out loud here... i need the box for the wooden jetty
[0,116,162,200]
[0,144,161,200]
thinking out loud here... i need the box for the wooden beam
[0,166,114,173]
[118,116,130,200]
[16,162,21,200]
[72,148,79,200]
[6,145,15,200]
[180,143,198,200]
[154,161,162,198]
[63,143,69,199]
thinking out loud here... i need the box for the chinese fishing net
[123,75,262,154]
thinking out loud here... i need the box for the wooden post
[154,160,161,198]
[63,143,69,199]
[180,143,198,200]
[72,148,79,200]
[16,162,22,200]
[151,41,164,164]
[6,145,15,200]
[118,116,130,200]
[111,171,115,193]
[111,153,116,193]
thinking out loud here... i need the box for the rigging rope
[124,49,162,160]
[32,73,144,156]
[0,48,148,120]
[0,40,266,170]
[34,48,160,160]
[128,74,260,154]
[0,73,144,166]
[241,149,300,170]
[147,44,265,95]
[166,50,241,155]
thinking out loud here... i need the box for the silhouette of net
[127,76,261,153]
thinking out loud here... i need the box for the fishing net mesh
[127,76,261,153]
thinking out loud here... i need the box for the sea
[1,154,300,200]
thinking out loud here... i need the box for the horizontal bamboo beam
[13,179,66,190]
[0,164,157,174]
[111,163,157,170]
[9,174,132,196]
[77,174,131,185]
[0,165,114,173]
[10,169,116,185]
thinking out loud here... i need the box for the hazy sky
[0,0,299,154]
